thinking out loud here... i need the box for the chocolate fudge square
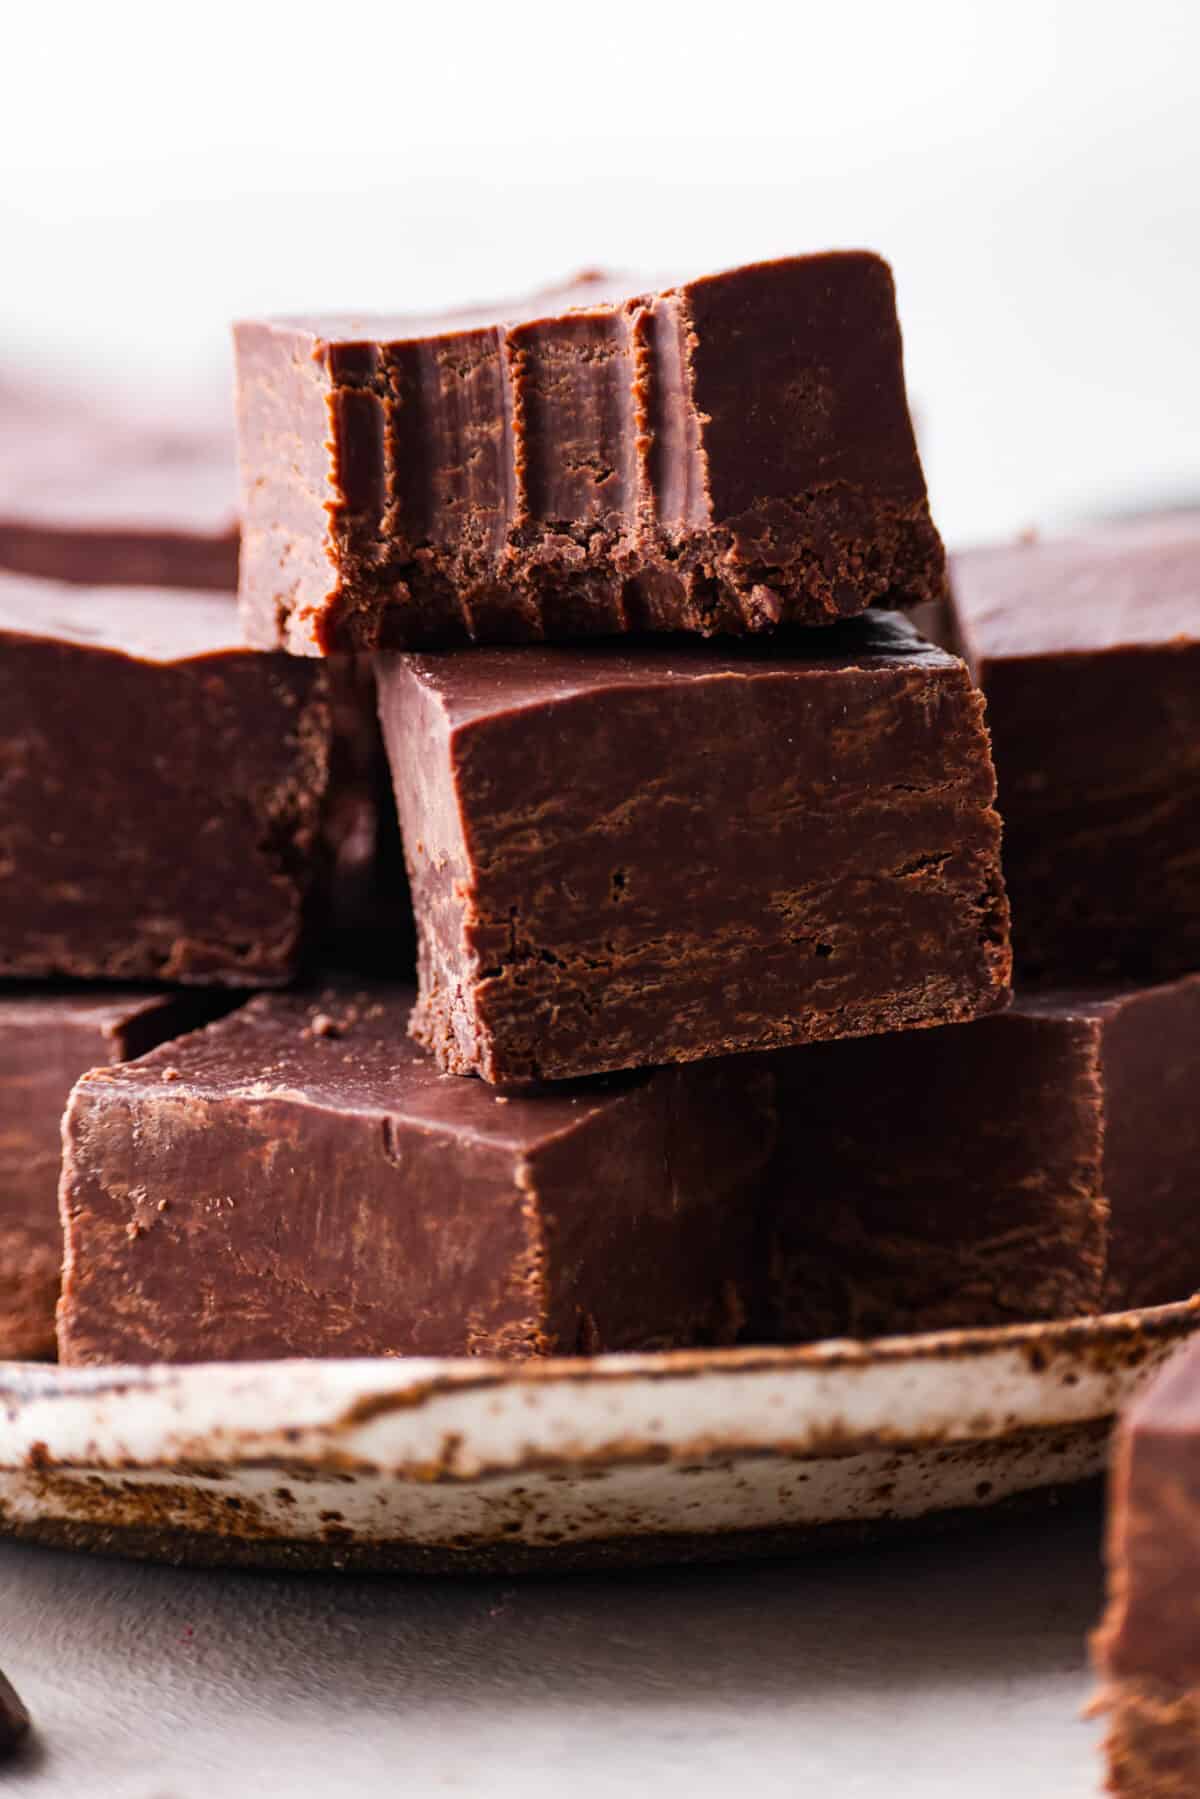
[766,974,1200,1342]
[0,573,332,984]
[0,390,238,589]
[235,254,944,653]
[949,517,1200,979]
[57,986,775,1364]
[378,613,1011,1084]
[0,988,223,1359]
[1095,1337,1200,1796]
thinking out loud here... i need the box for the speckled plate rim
[1,1300,1195,1571]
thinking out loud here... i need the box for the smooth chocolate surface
[377,612,1010,1084]
[0,573,332,984]
[1095,1338,1200,1794]
[766,974,1200,1343]
[0,386,238,589]
[949,517,1200,979]
[57,986,775,1364]
[236,255,944,654]
[0,988,223,1360]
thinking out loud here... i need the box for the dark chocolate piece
[0,573,332,984]
[57,986,775,1364]
[949,517,1200,979]
[377,613,1011,1084]
[0,1669,30,1761]
[0,989,225,1360]
[235,255,944,654]
[766,974,1200,1342]
[1094,1337,1200,1795]
[0,392,238,589]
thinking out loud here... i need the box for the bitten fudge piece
[378,613,1011,1084]
[0,573,332,984]
[236,254,944,654]
[0,988,224,1359]
[949,517,1200,978]
[766,974,1200,1342]
[0,390,238,589]
[1094,1339,1200,1796]
[57,986,775,1364]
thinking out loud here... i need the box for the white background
[1,0,1197,547]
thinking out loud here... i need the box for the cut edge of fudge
[0,573,335,987]
[765,972,1200,1344]
[0,986,234,1360]
[1093,1342,1200,1794]
[948,524,1200,983]
[235,253,945,654]
[380,617,1012,1084]
[764,989,1112,1343]
[56,984,776,1365]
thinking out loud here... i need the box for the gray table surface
[1,1501,1110,1797]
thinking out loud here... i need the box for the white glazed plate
[1,1299,1195,1573]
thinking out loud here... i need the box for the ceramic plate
[1,1300,1195,1573]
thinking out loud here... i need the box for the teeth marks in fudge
[0,574,334,985]
[765,974,1200,1342]
[0,988,230,1360]
[1095,1337,1200,1797]
[949,516,1200,981]
[377,612,1011,1084]
[236,255,944,653]
[56,987,776,1366]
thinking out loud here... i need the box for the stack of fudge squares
[0,250,1196,1374]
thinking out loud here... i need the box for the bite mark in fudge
[0,391,238,589]
[949,517,1200,980]
[1094,1336,1200,1797]
[56,987,775,1365]
[0,988,226,1360]
[0,573,332,984]
[235,255,944,653]
[765,974,1200,1342]
[377,613,1011,1084]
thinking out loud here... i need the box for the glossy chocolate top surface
[0,570,247,663]
[395,611,958,726]
[95,986,646,1150]
[951,516,1200,663]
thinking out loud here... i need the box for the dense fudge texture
[377,614,1011,1084]
[949,518,1200,979]
[0,989,224,1359]
[765,975,1200,1342]
[57,986,775,1364]
[1095,1339,1200,1796]
[0,386,238,588]
[236,254,944,653]
[0,574,332,984]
